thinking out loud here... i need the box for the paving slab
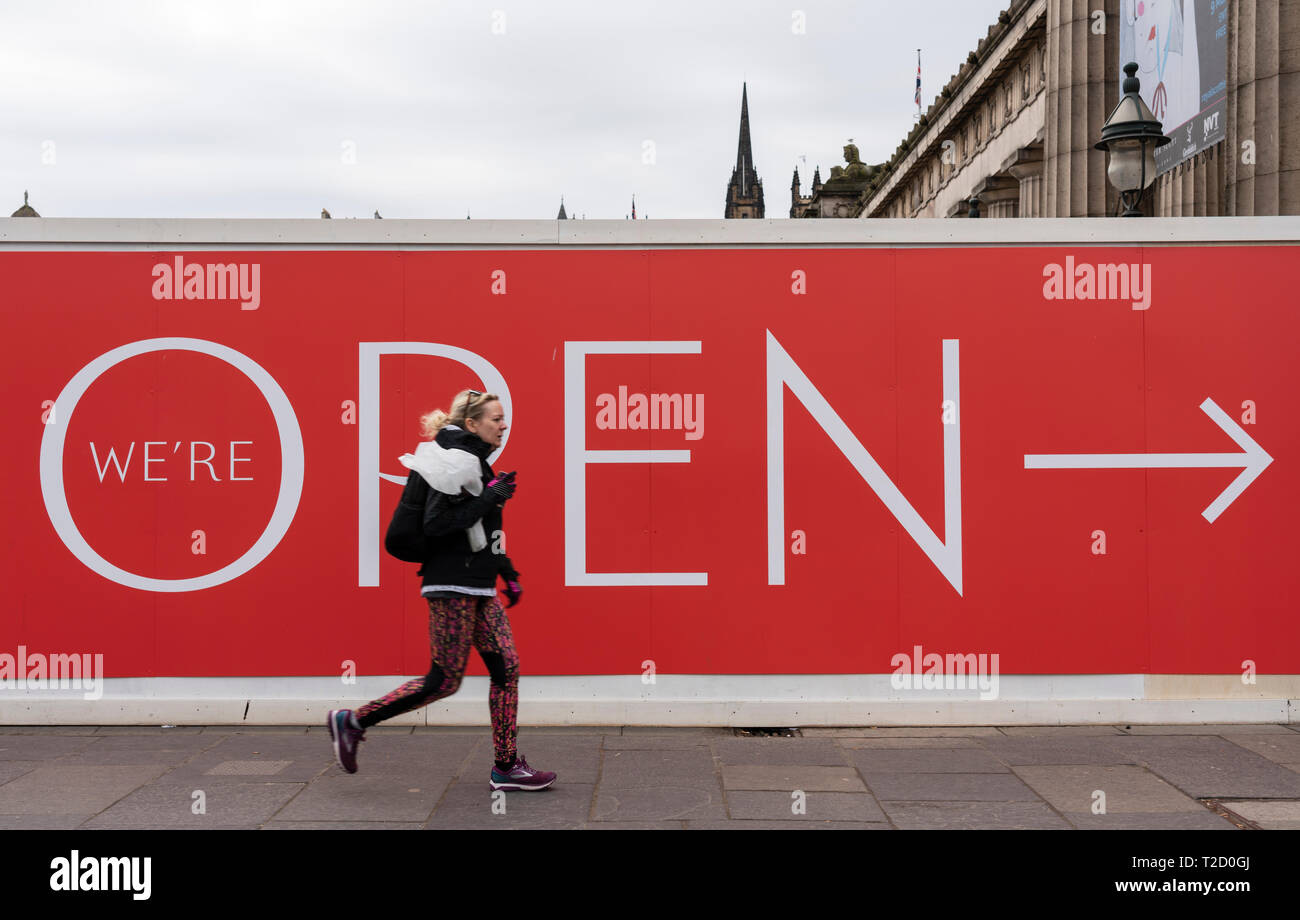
[621,727,729,737]
[720,764,866,793]
[977,737,1142,766]
[592,784,727,822]
[725,790,887,822]
[1067,811,1239,830]
[348,731,484,764]
[201,726,309,735]
[206,733,341,757]
[161,756,327,787]
[1120,724,1294,734]
[846,748,1010,774]
[0,761,40,785]
[0,764,170,815]
[1116,736,1300,798]
[583,820,686,829]
[1012,765,1204,814]
[262,821,422,829]
[800,727,1004,738]
[0,815,95,829]
[880,801,1071,829]
[0,735,101,760]
[685,819,892,830]
[1221,799,1300,829]
[598,748,717,786]
[271,773,447,822]
[838,737,982,749]
[156,734,333,785]
[88,824,259,830]
[998,726,1128,736]
[1223,733,1300,764]
[203,760,294,776]
[710,738,848,766]
[91,726,208,735]
[54,733,225,766]
[426,781,592,829]
[603,733,714,750]
[0,726,101,735]
[864,772,1040,802]
[82,782,304,828]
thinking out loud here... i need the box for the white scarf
[397,428,488,551]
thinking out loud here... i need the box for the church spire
[735,82,755,196]
[724,83,764,218]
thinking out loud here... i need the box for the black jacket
[417,426,518,590]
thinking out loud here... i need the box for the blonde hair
[421,389,499,439]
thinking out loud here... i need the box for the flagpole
[914,48,922,121]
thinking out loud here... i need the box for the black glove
[502,575,522,608]
[484,470,516,504]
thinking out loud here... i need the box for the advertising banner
[1121,0,1229,175]
[2,245,1295,682]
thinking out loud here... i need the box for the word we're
[594,386,703,440]
[90,441,255,482]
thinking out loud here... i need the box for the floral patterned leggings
[354,595,519,764]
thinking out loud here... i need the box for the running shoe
[489,753,556,791]
[327,709,365,774]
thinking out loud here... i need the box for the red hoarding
[2,246,1295,678]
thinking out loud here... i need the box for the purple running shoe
[327,709,365,774]
[489,754,556,791]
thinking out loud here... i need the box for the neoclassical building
[855,0,1298,218]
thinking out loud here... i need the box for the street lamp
[1095,62,1171,216]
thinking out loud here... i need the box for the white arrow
[1024,398,1273,522]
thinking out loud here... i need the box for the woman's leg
[353,596,478,728]
[472,596,520,768]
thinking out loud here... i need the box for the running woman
[328,389,556,791]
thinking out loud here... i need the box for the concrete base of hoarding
[1,675,1298,725]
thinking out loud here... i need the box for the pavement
[2,723,1300,830]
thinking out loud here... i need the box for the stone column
[974,174,1022,217]
[1003,140,1045,217]
[1043,0,1120,216]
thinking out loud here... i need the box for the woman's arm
[422,487,496,538]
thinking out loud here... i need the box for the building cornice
[862,0,1048,216]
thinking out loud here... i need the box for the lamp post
[1095,62,1171,217]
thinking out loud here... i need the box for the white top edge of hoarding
[0,216,1297,250]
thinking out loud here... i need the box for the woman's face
[466,399,507,448]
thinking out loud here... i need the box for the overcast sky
[2,0,1010,220]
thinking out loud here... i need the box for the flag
[631,196,637,220]
[915,50,921,108]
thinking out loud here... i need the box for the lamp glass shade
[1106,137,1145,192]
[1140,140,1158,189]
